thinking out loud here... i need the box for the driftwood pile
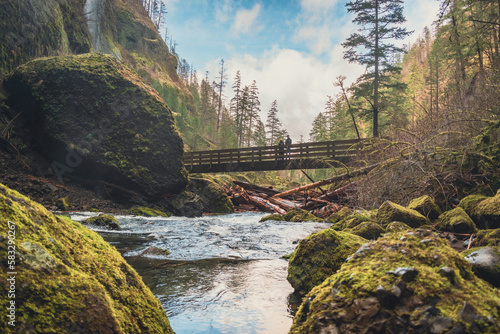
[224,164,379,218]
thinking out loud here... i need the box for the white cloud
[219,47,364,140]
[233,4,262,35]
[214,0,232,23]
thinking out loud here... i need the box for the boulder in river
[4,53,188,200]
[287,229,366,295]
[290,229,500,334]
[82,213,121,230]
[0,183,174,333]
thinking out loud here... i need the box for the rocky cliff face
[0,183,174,333]
[4,53,187,199]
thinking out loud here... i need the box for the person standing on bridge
[285,135,292,160]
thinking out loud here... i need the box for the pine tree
[265,100,284,145]
[342,0,412,137]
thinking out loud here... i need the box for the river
[70,212,330,334]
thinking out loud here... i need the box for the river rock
[463,246,500,287]
[4,54,188,199]
[287,229,366,295]
[407,195,442,220]
[0,183,174,333]
[82,213,121,230]
[436,207,477,234]
[376,200,429,228]
[185,177,234,214]
[347,221,385,240]
[473,229,500,247]
[290,231,500,334]
[469,191,500,229]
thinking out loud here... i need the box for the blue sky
[162,0,440,140]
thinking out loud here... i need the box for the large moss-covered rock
[376,200,429,228]
[0,183,173,333]
[260,208,322,223]
[407,195,442,220]
[471,191,500,229]
[287,229,366,295]
[436,207,477,234]
[473,229,500,247]
[186,177,234,214]
[4,54,188,199]
[291,230,500,334]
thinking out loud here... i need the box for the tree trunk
[373,0,380,138]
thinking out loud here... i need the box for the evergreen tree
[342,0,412,137]
[265,100,284,145]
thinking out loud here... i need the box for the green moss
[436,207,477,234]
[473,191,500,229]
[129,206,171,217]
[82,213,121,230]
[473,229,500,247]
[376,200,429,228]
[0,183,173,333]
[260,214,285,222]
[347,221,385,240]
[291,231,500,334]
[283,208,322,222]
[325,207,353,224]
[459,194,489,217]
[385,221,412,233]
[287,229,367,295]
[407,195,442,220]
[54,196,70,211]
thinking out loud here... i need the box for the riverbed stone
[471,191,500,229]
[290,231,500,334]
[287,229,366,295]
[473,229,500,247]
[436,207,477,234]
[82,213,121,230]
[463,246,500,287]
[0,183,174,333]
[347,221,384,240]
[376,200,429,228]
[407,195,442,220]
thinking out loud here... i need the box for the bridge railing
[183,139,363,170]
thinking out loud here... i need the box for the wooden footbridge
[183,139,363,173]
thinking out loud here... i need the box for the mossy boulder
[287,229,366,295]
[0,183,173,333]
[386,221,412,233]
[141,246,171,257]
[459,194,489,216]
[407,195,442,220]
[82,213,121,230]
[291,230,500,334]
[159,177,234,217]
[473,229,500,247]
[325,207,353,224]
[348,221,385,240]
[470,191,500,229]
[259,214,285,222]
[128,206,171,217]
[436,207,477,234]
[186,178,234,214]
[283,208,322,222]
[376,200,429,228]
[463,247,500,288]
[4,53,188,199]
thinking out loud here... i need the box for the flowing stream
[70,212,330,334]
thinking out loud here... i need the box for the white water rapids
[71,212,330,333]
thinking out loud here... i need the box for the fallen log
[248,194,287,214]
[268,196,300,211]
[317,184,352,201]
[272,163,380,198]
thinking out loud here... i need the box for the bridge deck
[183,139,363,173]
